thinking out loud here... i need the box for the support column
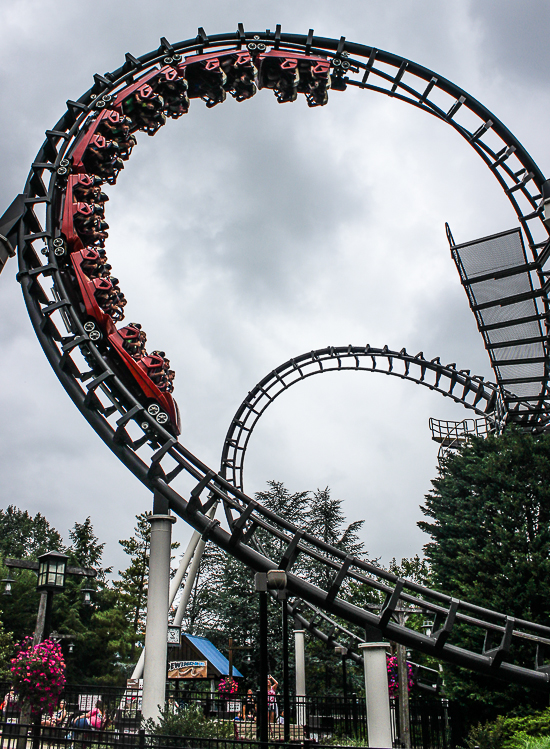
[132,503,217,680]
[173,536,206,626]
[142,500,176,723]
[359,643,392,749]
[294,622,306,726]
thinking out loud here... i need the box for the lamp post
[254,573,269,744]
[3,551,98,645]
[3,552,97,749]
[335,645,349,733]
[254,570,288,744]
[36,551,68,644]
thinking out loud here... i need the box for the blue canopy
[184,634,243,678]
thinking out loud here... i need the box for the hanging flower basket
[218,677,238,696]
[386,655,414,698]
[10,637,66,715]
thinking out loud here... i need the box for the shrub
[462,710,550,749]
[143,702,234,741]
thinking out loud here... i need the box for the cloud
[0,1,548,578]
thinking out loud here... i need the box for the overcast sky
[1,1,549,579]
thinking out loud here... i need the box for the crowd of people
[1,688,106,731]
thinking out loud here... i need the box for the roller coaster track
[5,27,550,690]
[220,344,504,491]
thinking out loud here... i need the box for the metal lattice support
[4,27,550,689]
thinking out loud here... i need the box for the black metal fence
[0,682,461,748]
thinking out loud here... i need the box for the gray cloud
[0,1,548,575]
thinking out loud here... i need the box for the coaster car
[112,64,189,128]
[109,324,181,434]
[69,110,131,183]
[58,174,110,253]
[181,50,257,106]
[69,248,116,341]
[255,50,331,106]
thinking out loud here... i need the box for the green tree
[114,513,151,661]
[418,428,550,720]
[0,506,63,560]
[304,487,366,593]
[255,480,311,568]
[0,506,64,643]
[55,518,133,684]
[186,482,371,696]
[0,619,14,679]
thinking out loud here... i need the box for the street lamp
[4,551,97,646]
[81,586,94,606]
[37,551,68,591]
[2,572,14,596]
[35,551,69,643]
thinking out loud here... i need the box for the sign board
[167,625,181,646]
[168,660,207,679]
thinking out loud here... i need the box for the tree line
[1,427,550,726]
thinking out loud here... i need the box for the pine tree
[56,518,133,684]
[418,428,550,720]
[67,517,112,579]
[181,481,371,696]
[255,480,311,572]
[114,513,151,660]
[304,487,366,593]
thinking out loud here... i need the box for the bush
[143,702,234,740]
[463,710,550,749]
[514,738,550,749]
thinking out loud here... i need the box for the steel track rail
[8,27,550,690]
[219,344,504,490]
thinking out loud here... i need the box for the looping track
[6,27,550,690]
[220,344,504,491]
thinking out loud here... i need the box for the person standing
[267,675,278,723]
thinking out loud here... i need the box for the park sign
[168,660,207,679]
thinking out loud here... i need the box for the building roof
[184,634,243,678]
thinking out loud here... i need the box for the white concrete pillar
[132,528,202,680]
[142,513,176,723]
[359,643,392,749]
[294,627,306,726]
